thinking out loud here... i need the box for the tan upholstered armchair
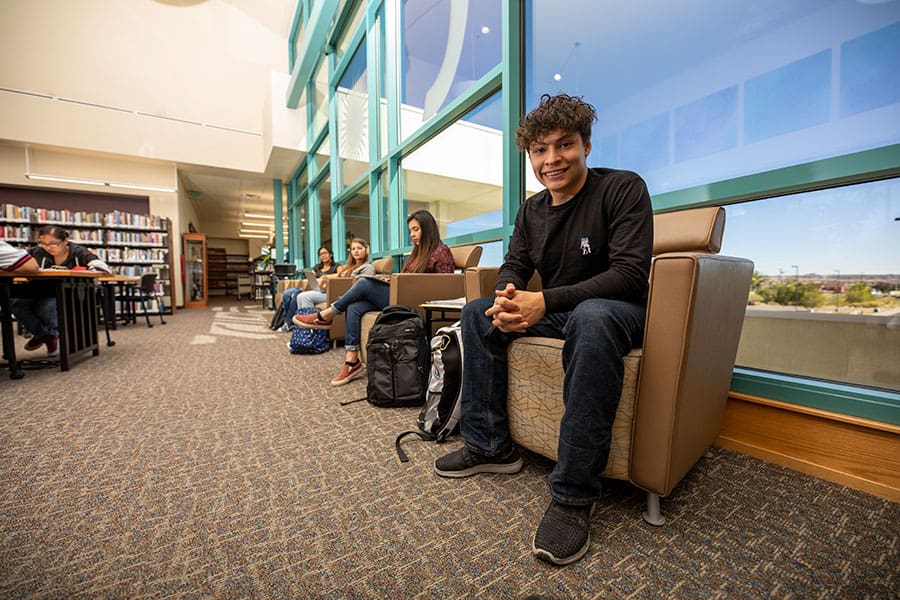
[321,257,395,341]
[353,245,483,360]
[463,207,753,525]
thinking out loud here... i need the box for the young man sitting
[434,94,653,565]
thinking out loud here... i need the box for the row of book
[0,225,30,240]
[1,228,166,247]
[116,265,170,278]
[1,204,166,230]
[95,248,168,264]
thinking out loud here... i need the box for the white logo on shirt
[580,237,592,255]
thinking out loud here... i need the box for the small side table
[419,301,465,334]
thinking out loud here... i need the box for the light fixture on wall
[24,173,178,193]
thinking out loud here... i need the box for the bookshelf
[207,247,228,297]
[207,245,249,298]
[0,203,175,313]
[251,258,274,308]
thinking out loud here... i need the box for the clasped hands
[485,283,545,333]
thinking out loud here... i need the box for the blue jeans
[11,296,58,338]
[298,290,326,309]
[459,296,646,506]
[281,287,302,321]
[330,277,390,351]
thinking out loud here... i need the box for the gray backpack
[395,321,463,462]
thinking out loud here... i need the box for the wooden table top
[0,269,108,281]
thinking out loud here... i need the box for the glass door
[183,233,207,308]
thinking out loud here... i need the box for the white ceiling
[179,146,304,233]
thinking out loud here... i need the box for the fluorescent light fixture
[239,233,270,239]
[243,212,274,219]
[25,174,106,187]
[24,173,177,193]
[240,228,272,234]
[241,221,273,228]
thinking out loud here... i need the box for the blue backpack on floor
[289,308,331,354]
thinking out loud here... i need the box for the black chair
[120,273,166,327]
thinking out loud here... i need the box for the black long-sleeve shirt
[497,167,653,314]
[28,242,110,272]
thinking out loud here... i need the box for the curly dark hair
[514,93,597,151]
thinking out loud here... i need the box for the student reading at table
[10,226,111,356]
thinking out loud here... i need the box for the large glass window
[317,175,333,251]
[400,0,502,141]
[337,41,369,190]
[343,191,371,251]
[723,178,899,392]
[312,59,330,137]
[400,93,503,241]
[315,134,330,172]
[376,6,389,159]
[335,0,365,63]
[378,169,390,254]
[525,1,900,196]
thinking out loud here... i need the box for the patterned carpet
[1,300,897,599]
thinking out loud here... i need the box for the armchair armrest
[465,267,499,301]
[464,267,542,301]
[275,278,306,308]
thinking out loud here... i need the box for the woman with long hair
[278,246,337,331]
[295,238,374,312]
[294,210,454,385]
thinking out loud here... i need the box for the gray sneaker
[434,445,522,478]
[532,500,594,566]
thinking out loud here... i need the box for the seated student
[11,225,111,356]
[434,94,653,566]
[278,246,337,331]
[294,209,454,386]
[0,240,39,274]
[294,237,375,312]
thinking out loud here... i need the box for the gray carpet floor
[1,300,897,599]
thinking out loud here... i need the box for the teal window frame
[285,0,899,425]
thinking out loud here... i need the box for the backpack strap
[340,396,367,406]
[394,430,436,462]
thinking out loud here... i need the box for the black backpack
[361,305,430,407]
[395,321,464,462]
[269,302,285,330]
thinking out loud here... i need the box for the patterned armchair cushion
[506,337,642,481]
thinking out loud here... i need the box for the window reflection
[526,1,900,196]
[400,0,502,141]
[336,1,365,63]
[401,93,503,240]
[317,175,332,252]
[723,178,900,391]
[312,59,329,137]
[343,192,370,251]
[337,41,369,190]
[315,134,330,172]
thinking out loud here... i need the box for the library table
[98,275,140,329]
[0,270,104,378]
